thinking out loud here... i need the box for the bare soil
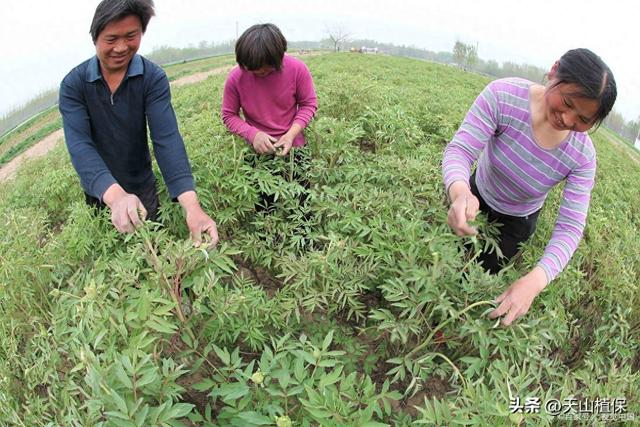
[0,129,64,182]
[0,110,59,158]
[171,65,232,88]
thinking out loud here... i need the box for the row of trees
[450,40,639,141]
[145,40,236,65]
[453,41,478,71]
[604,111,640,142]
[0,90,58,137]
[2,36,638,144]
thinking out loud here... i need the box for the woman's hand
[489,267,548,326]
[252,131,277,155]
[274,134,294,156]
[274,123,303,156]
[447,181,480,236]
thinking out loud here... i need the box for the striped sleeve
[537,155,596,282]
[442,82,500,191]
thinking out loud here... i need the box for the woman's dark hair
[235,23,287,71]
[550,48,617,127]
[90,0,155,43]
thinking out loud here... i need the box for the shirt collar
[85,54,144,82]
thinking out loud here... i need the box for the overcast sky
[1,0,638,121]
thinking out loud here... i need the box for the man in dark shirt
[59,0,218,246]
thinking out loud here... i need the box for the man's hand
[274,134,294,156]
[178,191,219,247]
[447,181,480,236]
[252,131,277,155]
[103,183,147,233]
[489,267,548,326]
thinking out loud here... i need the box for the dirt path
[0,129,65,182]
[601,131,640,165]
[0,67,232,183]
[171,65,232,87]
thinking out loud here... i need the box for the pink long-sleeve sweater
[221,54,318,147]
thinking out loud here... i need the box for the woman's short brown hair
[235,23,287,71]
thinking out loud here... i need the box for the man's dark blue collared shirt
[59,54,194,200]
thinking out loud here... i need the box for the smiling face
[544,82,601,133]
[95,15,143,75]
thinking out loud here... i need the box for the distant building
[358,47,379,54]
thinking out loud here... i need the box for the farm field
[0,53,638,426]
[0,54,237,170]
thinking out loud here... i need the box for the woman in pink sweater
[221,23,318,157]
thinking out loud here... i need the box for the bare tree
[325,25,351,52]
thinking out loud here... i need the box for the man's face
[95,15,143,75]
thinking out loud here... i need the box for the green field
[0,53,638,426]
[0,54,236,168]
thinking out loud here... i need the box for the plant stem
[407,300,496,358]
[430,351,468,389]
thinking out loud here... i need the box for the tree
[466,43,478,70]
[604,110,625,134]
[452,41,478,71]
[453,41,467,67]
[483,59,501,76]
[325,25,351,52]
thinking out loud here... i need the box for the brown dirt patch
[177,368,212,416]
[0,128,64,182]
[171,66,233,88]
[392,375,453,417]
[358,139,377,153]
[0,110,59,158]
[232,255,282,296]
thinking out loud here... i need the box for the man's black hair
[90,0,155,43]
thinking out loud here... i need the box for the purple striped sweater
[442,78,596,282]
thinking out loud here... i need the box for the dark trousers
[469,173,540,274]
[85,182,160,221]
[246,148,311,213]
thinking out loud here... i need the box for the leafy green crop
[0,53,638,426]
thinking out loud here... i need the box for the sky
[1,0,638,121]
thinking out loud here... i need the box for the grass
[0,107,60,160]
[0,53,638,426]
[163,54,237,81]
[0,53,238,168]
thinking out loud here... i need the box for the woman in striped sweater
[442,48,617,326]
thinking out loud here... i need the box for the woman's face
[544,82,600,132]
[249,65,276,77]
